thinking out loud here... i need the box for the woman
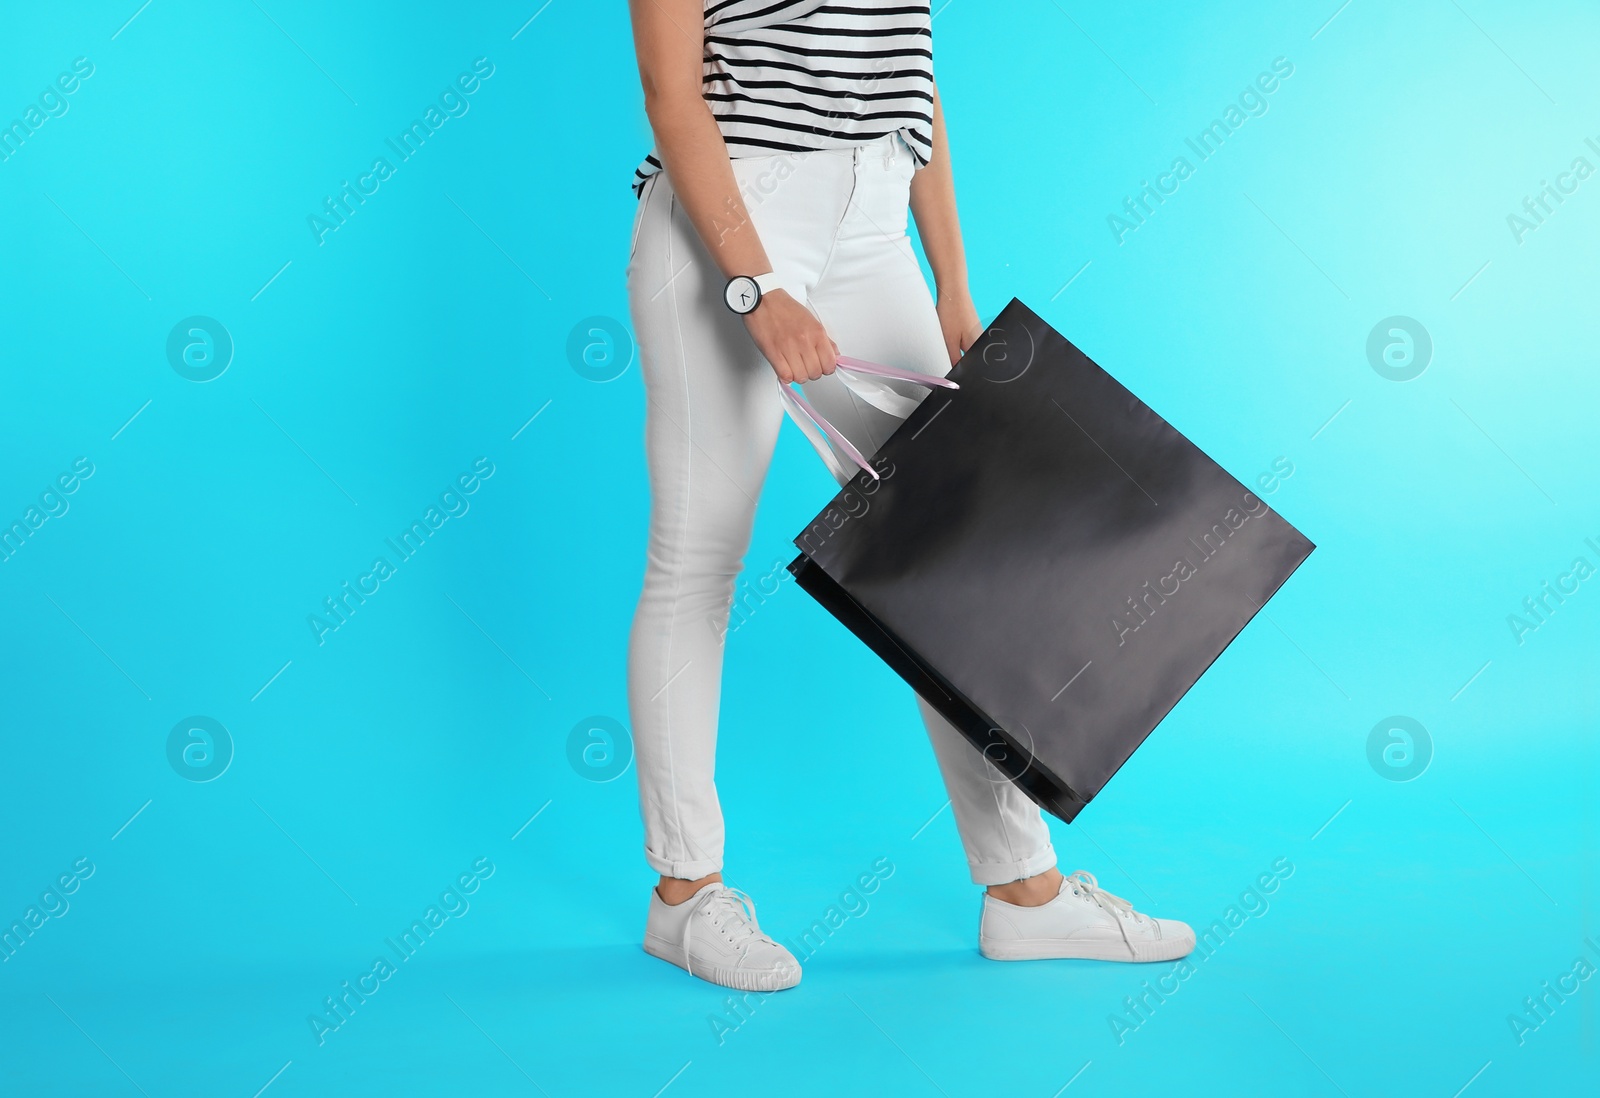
[625,0,1193,991]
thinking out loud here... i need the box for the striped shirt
[633,0,934,196]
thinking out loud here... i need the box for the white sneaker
[643,883,802,992]
[979,871,1195,962]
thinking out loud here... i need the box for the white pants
[624,134,1057,886]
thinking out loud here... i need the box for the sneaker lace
[1065,871,1149,935]
[682,887,763,978]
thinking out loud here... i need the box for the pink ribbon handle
[776,380,879,481]
[835,356,960,389]
[777,357,961,483]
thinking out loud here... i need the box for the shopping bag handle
[835,356,960,386]
[832,356,958,418]
[777,357,958,482]
[777,381,876,482]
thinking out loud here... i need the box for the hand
[744,289,838,383]
[936,291,983,366]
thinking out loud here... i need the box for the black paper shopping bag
[786,299,1314,823]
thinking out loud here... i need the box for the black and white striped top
[633,0,934,196]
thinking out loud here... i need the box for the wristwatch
[724,271,781,315]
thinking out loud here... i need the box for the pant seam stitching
[661,188,698,874]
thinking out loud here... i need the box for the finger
[800,324,825,379]
[787,340,810,382]
[788,348,813,385]
[804,345,824,382]
[787,354,807,385]
[819,340,837,375]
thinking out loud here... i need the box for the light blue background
[2,1,1596,1095]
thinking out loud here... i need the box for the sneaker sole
[979,933,1196,963]
[643,935,802,992]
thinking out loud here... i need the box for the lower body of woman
[625,133,1193,991]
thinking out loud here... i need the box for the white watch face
[725,276,760,314]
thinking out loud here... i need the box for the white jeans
[625,134,1057,886]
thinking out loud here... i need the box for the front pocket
[899,142,918,183]
[628,174,659,263]
[859,151,913,238]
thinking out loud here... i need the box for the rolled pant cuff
[966,845,1058,887]
[645,850,723,881]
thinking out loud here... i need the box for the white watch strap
[753,271,781,296]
